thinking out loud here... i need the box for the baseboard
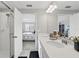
[23,40,35,42]
[10,55,14,58]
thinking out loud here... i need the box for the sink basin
[47,40,64,48]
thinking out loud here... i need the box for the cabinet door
[38,40,42,58]
[38,40,49,58]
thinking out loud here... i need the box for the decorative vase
[74,42,79,51]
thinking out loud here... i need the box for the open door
[14,8,23,58]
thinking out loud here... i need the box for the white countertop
[38,33,79,58]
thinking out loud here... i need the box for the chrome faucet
[62,39,67,45]
[61,37,68,45]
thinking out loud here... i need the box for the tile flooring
[20,41,35,58]
[23,41,35,50]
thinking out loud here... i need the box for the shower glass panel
[0,1,14,58]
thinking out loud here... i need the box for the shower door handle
[10,33,17,38]
[12,36,18,38]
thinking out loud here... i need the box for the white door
[14,8,22,58]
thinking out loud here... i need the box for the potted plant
[73,36,79,51]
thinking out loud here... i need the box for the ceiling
[5,1,51,13]
[0,2,6,9]
[54,1,79,10]
[1,1,79,13]
[6,1,51,9]
[0,2,9,12]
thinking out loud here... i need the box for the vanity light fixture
[46,4,57,13]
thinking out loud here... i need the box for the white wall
[58,14,71,34]
[14,8,22,57]
[69,13,79,37]
[37,13,58,33]
[58,14,70,25]
[23,14,35,22]
[37,13,48,33]
[47,14,58,33]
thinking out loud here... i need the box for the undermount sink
[47,40,64,48]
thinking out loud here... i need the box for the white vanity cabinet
[38,34,79,58]
[38,39,42,58]
[38,39,49,58]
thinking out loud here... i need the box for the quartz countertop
[38,33,79,58]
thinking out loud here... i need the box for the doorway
[20,14,36,57]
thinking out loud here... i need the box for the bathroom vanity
[38,33,79,58]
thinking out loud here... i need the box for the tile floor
[23,41,35,50]
[20,41,35,58]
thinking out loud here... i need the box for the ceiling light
[46,5,57,13]
[65,6,72,8]
[26,5,32,7]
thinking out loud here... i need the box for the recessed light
[65,6,72,8]
[26,5,32,7]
